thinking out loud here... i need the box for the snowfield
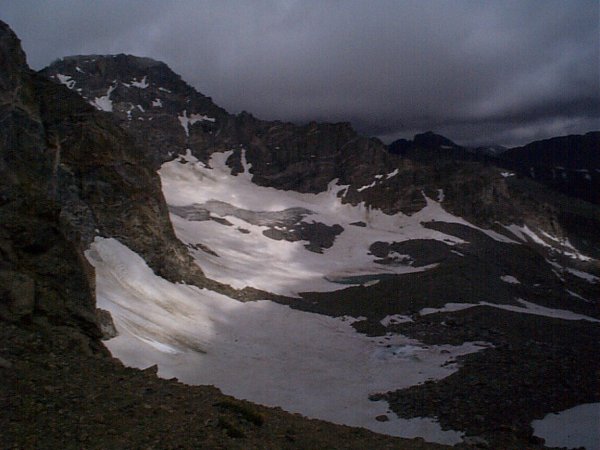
[159,150,517,297]
[86,237,490,444]
[86,149,599,445]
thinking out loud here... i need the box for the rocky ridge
[390,131,600,205]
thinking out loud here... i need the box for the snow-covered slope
[84,146,600,446]
[86,236,490,444]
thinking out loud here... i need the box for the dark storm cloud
[2,0,598,146]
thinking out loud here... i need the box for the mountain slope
[0,20,445,450]
[41,53,600,448]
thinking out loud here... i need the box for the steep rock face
[0,21,99,342]
[0,21,212,342]
[41,54,228,169]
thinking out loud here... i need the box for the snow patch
[159,151,480,297]
[500,275,520,284]
[532,403,600,450]
[565,290,590,302]
[86,237,488,445]
[178,110,216,137]
[564,267,599,283]
[546,260,599,283]
[386,168,399,179]
[505,225,593,261]
[56,73,75,89]
[158,87,171,93]
[90,85,116,112]
[419,299,600,323]
[152,98,162,107]
[500,171,515,178]
[357,180,377,192]
[380,314,413,327]
[130,76,149,88]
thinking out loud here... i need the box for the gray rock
[96,308,118,340]
[0,270,35,318]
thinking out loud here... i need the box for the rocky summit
[2,19,600,450]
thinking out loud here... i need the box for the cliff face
[0,20,211,344]
[0,21,98,341]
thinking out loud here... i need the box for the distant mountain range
[389,131,600,204]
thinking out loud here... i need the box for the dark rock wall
[0,21,210,344]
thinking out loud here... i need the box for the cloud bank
[2,0,598,146]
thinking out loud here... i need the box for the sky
[1,0,598,147]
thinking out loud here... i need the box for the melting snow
[419,299,600,323]
[90,85,116,112]
[178,110,216,136]
[159,151,485,297]
[532,403,600,450]
[86,237,489,445]
[130,76,149,88]
[56,73,75,89]
[500,275,520,284]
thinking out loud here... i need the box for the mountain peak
[0,20,29,91]
[412,131,459,149]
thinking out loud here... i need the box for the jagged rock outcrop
[0,20,213,344]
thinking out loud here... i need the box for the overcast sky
[2,0,598,146]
